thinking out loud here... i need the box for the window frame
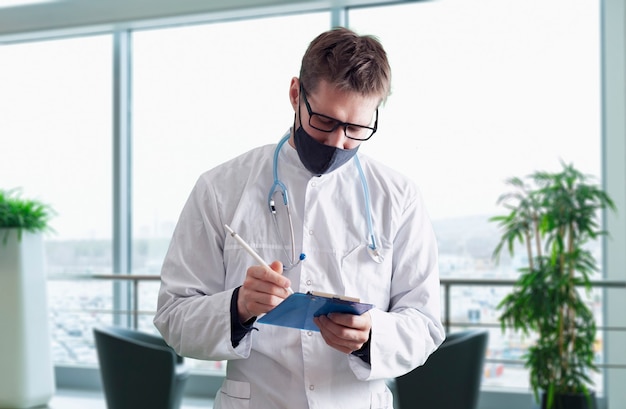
[2,2,622,407]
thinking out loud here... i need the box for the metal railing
[54,274,626,370]
[439,277,626,371]
[440,277,626,331]
[91,274,161,329]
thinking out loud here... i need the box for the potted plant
[490,162,616,409]
[0,188,54,242]
[0,188,56,408]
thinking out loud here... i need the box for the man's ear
[288,77,300,110]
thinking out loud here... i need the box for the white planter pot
[0,229,55,408]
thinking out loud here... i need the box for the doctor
[154,27,444,409]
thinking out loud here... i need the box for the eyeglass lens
[309,114,375,140]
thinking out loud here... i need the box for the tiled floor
[46,388,214,408]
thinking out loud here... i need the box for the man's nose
[324,126,347,148]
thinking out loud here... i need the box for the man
[154,27,444,409]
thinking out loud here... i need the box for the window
[131,11,330,371]
[0,34,113,366]
[350,0,601,392]
[2,2,613,402]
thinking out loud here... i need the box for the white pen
[224,224,294,295]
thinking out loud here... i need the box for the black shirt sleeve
[230,286,257,348]
[350,330,372,364]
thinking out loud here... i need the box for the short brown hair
[299,27,391,102]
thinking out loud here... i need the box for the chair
[93,326,190,409]
[394,329,489,409]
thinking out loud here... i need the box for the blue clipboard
[257,291,374,331]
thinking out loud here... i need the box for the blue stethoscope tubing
[267,134,383,268]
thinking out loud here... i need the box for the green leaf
[0,188,56,244]
[489,161,614,399]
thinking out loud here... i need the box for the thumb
[269,260,284,274]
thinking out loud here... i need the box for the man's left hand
[313,311,371,354]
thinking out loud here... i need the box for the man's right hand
[237,260,291,322]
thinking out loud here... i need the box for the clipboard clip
[307,291,360,303]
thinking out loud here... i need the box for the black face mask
[293,124,359,175]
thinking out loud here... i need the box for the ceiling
[0,0,412,42]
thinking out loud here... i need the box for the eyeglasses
[300,85,378,141]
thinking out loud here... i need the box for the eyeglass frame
[299,84,378,141]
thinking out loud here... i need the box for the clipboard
[257,291,374,331]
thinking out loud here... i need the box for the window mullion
[112,29,133,328]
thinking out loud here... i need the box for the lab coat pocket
[216,379,250,409]
[370,384,394,409]
[341,244,391,309]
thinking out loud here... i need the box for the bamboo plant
[490,162,615,409]
[0,188,54,244]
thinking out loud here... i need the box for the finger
[314,315,366,353]
[330,315,369,349]
[269,260,284,274]
[247,263,291,294]
[239,285,286,318]
[326,313,366,330]
[243,273,284,296]
[269,260,292,295]
[314,316,350,353]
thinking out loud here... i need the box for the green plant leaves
[490,161,615,406]
[0,188,55,243]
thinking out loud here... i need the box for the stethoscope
[267,134,384,270]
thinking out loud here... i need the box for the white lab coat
[154,131,445,409]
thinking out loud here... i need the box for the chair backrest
[394,329,489,409]
[93,326,189,409]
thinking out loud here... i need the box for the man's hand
[313,311,372,354]
[237,260,291,322]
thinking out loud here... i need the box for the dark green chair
[394,329,489,409]
[93,326,190,409]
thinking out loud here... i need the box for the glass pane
[0,35,113,366]
[350,0,601,393]
[132,11,330,372]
